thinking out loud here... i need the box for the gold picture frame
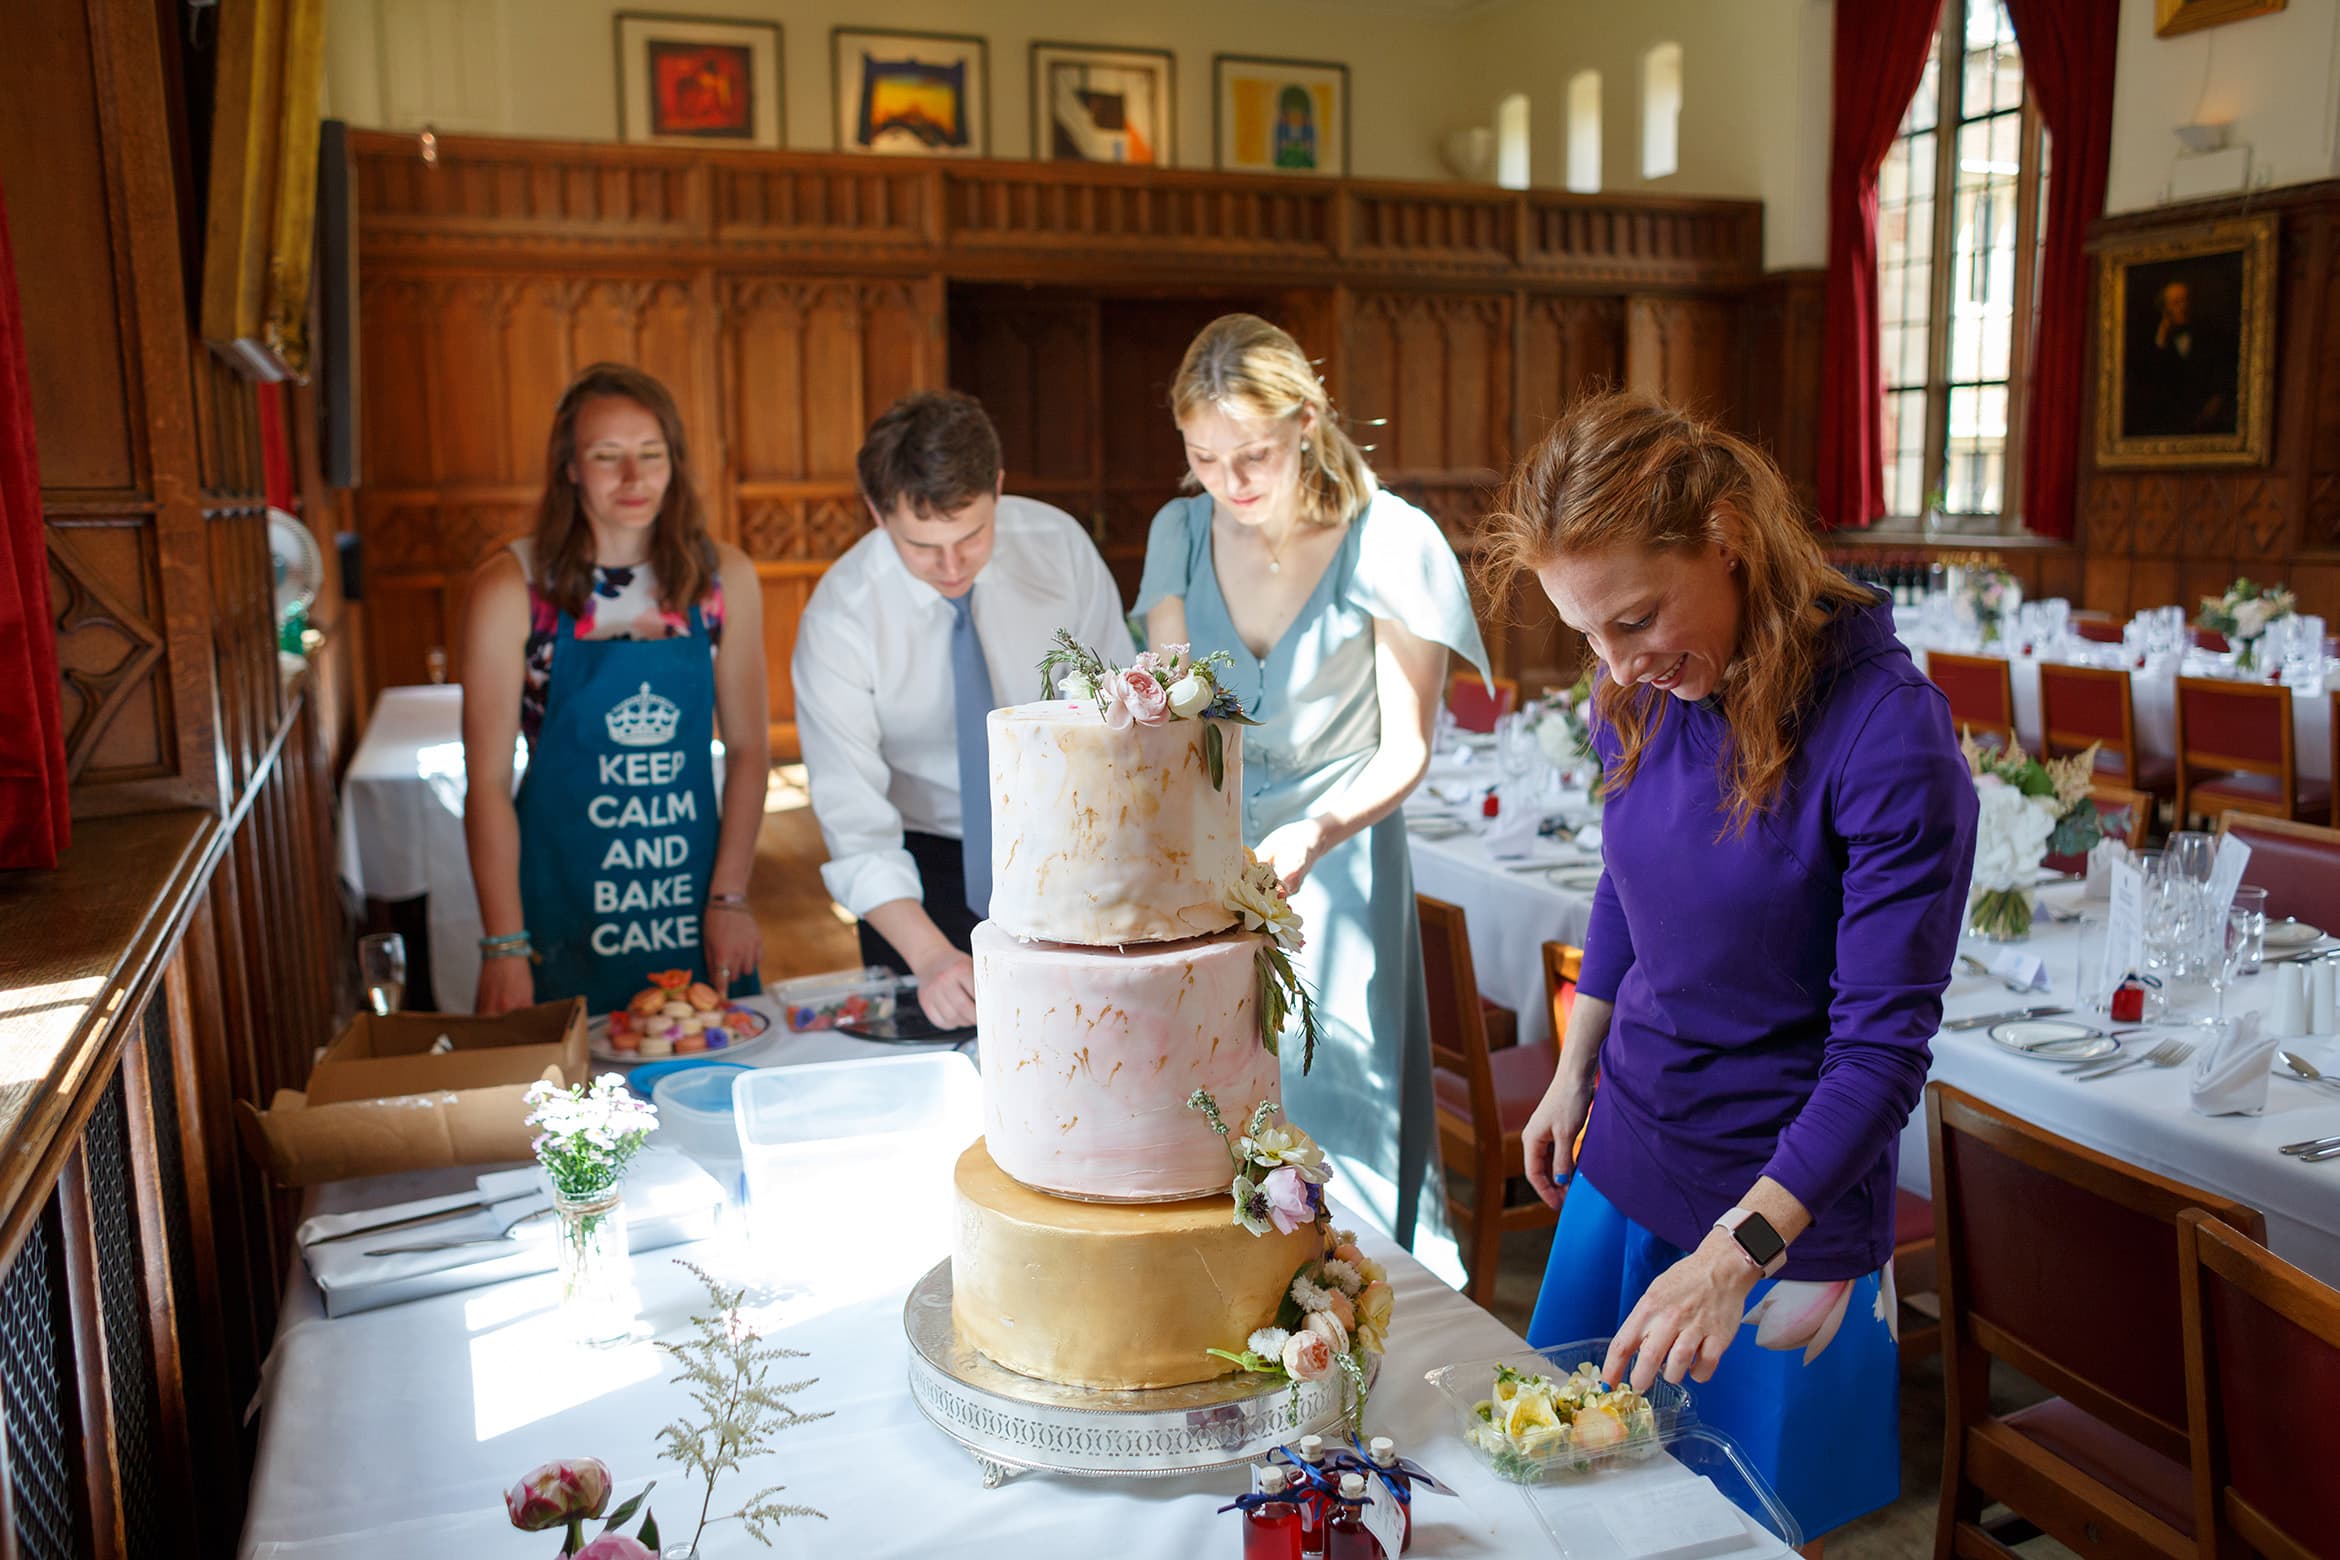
[200,0,326,382]
[2156,0,2285,37]
[2094,214,2276,469]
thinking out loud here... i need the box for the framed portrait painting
[2095,214,2277,468]
[834,28,989,157]
[1214,55,1347,177]
[1030,42,1174,166]
[615,14,783,149]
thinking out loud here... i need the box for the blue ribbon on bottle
[1337,1437,1455,1509]
[1266,1445,1342,1530]
[1215,1490,1302,1517]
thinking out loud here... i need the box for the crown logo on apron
[606,682,681,747]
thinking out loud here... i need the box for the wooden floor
[750,764,864,981]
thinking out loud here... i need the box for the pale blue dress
[1137,490,1491,1269]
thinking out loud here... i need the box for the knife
[2279,1133,2340,1156]
[306,1187,538,1246]
[362,1202,552,1257]
[1945,1005,2069,1032]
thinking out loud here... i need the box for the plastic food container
[1515,1425,1803,1557]
[768,966,903,1032]
[734,1054,980,1279]
[649,1064,751,1201]
[1424,1339,1691,1483]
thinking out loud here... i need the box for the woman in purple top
[1484,395,1976,1543]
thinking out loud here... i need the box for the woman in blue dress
[462,363,768,1016]
[1137,314,1490,1276]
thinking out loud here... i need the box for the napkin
[1982,948,2050,992]
[2190,1012,2276,1118]
[2083,837,2131,901]
[302,1146,723,1316]
[1482,800,1543,860]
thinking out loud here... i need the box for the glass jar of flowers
[526,1074,658,1344]
[1963,735,2105,943]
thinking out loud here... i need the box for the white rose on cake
[1166,672,1213,718]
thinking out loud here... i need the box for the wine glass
[359,932,408,1016]
[2197,909,2253,1029]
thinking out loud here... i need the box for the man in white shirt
[794,390,1136,1027]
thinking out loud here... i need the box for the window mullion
[1923,2,1962,533]
[2002,98,2045,532]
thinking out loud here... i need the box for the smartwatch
[1713,1207,1788,1278]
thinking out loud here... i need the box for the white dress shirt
[793,496,1138,917]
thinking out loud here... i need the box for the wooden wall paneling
[1625,295,1739,424]
[1519,295,1626,448]
[948,289,1100,518]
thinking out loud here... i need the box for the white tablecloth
[235,1045,1761,1556]
[1898,883,2340,1286]
[336,686,728,1013]
[1900,639,2334,784]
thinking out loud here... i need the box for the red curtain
[2003,0,2117,541]
[0,172,67,869]
[1815,0,1944,531]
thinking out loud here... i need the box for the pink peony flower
[1260,1165,1322,1234]
[505,1457,612,1531]
[1116,668,1170,726]
[1281,1327,1336,1381]
[573,1537,654,1560]
[1742,1278,1853,1364]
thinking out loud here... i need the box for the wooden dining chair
[2071,613,2125,645]
[2172,676,2332,827]
[2041,782,2152,876]
[2214,811,2340,932]
[1446,672,1519,735]
[1926,652,2017,751]
[2038,661,2174,799]
[1892,1186,1942,1365]
[2331,686,2338,830]
[1419,894,1557,1308]
[1928,1083,2265,1560]
[2176,1208,2340,1559]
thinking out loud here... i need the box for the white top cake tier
[985,700,1244,947]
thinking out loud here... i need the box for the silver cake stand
[904,1259,1371,1487]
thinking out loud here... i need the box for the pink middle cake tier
[972,920,1284,1202]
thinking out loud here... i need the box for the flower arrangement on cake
[1464,1362,1659,1481]
[2197,577,2296,671]
[1039,631,1258,788]
[1962,733,2104,942]
[1188,1090,1389,1434]
[1223,848,1323,1072]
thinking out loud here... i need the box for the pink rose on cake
[1260,1164,1325,1234]
[1281,1327,1337,1382]
[1100,667,1171,729]
[1134,642,1189,680]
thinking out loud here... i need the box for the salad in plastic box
[1426,1341,1688,1483]
[770,965,903,1032]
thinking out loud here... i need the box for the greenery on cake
[1188,1090,1390,1437]
[1223,849,1322,1072]
[1037,630,1258,789]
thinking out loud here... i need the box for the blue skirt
[1526,1177,1901,1541]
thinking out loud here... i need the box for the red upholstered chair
[1927,1083,2265,1560]
[2215,811,2340,932]
[2038,661,2174,798]
[2332,687,2339,830]
[2177,1208,2340,1559]
[2194,626,2230,653]
[2173,676,2331,827]
[1926,652,2017,751]
[1893,1187,1941,1364]
[1446,672,1518,735]
[2071,613,2125,645]
[1420,894,1556,1308]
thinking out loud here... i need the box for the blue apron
[515,599,758,1015]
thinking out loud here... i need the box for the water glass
[359,932,407,1016]
[2166,831,2216,887]
[2230,885,2268,976]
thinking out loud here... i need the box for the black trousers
[856,829,983,975]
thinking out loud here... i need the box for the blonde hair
[1170,314,1375,527]
[1480,392,1873,836]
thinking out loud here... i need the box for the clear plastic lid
[1514,1425,1803,1557]
[1423,1337,1692,1484]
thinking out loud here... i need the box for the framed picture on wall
[614,14,783,149]
[2095,214,2277,468]
[1030,42,1175,166]
[833,27,989,156]
[1213,55,1347,177]
[2155,0,2284,37]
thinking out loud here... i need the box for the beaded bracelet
[479,931,534,961]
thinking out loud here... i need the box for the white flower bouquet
[1963,735,2104,941]
[2197,577,2296,670]
[1530,676,1600,785]
[1962,566,2022,644]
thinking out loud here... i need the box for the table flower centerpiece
[1531,675,1601,790]
[526,1073,658,1343]
[2196,577,2296,672]
[1963,734,2104,942]
[1960,565,2022,646]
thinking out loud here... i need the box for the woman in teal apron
[462,363,769,1015]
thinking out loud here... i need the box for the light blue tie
[949,591,993,918]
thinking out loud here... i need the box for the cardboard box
[236,999,589,1187]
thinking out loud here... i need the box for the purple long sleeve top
[1574,597,1977,1279]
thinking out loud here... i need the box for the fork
[2072,1038,2194,1082]
[1959,954,2032,993]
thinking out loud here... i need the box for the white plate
[2265,919,2327,950]
[589,1002,778,1065]
[1990,1018,2118,1062]
[1543,865,1605,891]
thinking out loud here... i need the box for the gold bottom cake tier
[951,1137,1319,1391]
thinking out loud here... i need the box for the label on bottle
[1360,1486,1406,1559]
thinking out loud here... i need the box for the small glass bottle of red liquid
[1367,1437,1413,1554]
[1294,1436,1331,1560]
[1325,1472,1385,1560]
[1244,1464,1303,1560]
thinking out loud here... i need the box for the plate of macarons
[590,970,774,1064]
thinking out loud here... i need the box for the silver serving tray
[903,1259,1371,1485]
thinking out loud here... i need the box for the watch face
[1736,1212,1786,1269]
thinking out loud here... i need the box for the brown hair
[1481,392,1873,834]
[856,390,1003,520]
[1170,314,1375,528]
[530,363,713,619]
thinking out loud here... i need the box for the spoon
[2278,1051,2340,1093]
